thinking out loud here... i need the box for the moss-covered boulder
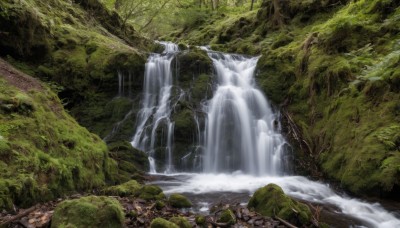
[195,215,206,226]
[150,218,179,228]
[168,193,192,208]
[248,184,312,226]
[217,209,236,225]
[51,196,124,228]
[103,180,142,197]
[138,185,166,201]
[169,216,192,228]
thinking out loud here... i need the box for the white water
[203,52,286,175]
[131,42,179,173]
[157,173,400,228]
[131,44,400,227]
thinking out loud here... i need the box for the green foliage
[248,184,312,225]
[51,196,125,228]
[168,193,192,208]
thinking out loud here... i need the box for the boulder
[248,184,312,226]
[51,196,124,228]
[168,193,192,208]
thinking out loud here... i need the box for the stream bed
[149,173,400,228]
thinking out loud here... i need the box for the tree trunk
[272,0,284,27]
[250,0,255,10]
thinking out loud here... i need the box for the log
[275,215,298,228]
[0,206,36,226]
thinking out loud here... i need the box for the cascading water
[131,42,179,173]
[203,52,286,175]
[128,43,400,227]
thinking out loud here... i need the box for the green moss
[176,49,212,86]
[107,141,148,183]
[195,215,206,226]
[168,193,192,208]
[150,218,179,228]
[138,185,166,201]
[51,196,124,228]
[0,66,117,209]
[248,184,312,226]
[169,216,191,228]
[217,209,236,225]
[103,180,142,197]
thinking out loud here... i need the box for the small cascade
[203,52,287,176]
[117,71,133,97]
[131,42,179,173]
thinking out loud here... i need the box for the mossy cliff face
[177,0,400,197]
[0,59,117,210]
[0,0,150,142]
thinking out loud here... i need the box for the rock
[150,218,179,228]
[248,184,312,226]
[103,180,142,197]
[168,194,192,208]
[217,209,236,225]
[51,196,124,228]
[169,216,192,228]
[195,215,206,225]
[155,200,166,210]
[138,185,166,201]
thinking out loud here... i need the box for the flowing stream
[131,43,400,227]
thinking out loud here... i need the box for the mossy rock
[248,184,312,226]
[172,108,196,143]
[195,215,206,226]
[169,216,192,228]
[176,49,212,85]
[150,218,179,228]
[103,180,142,197]
[107,141,149,183]
[51,196,124,228]
[217,209,236,225]
[138,185,166,201]
[168,193,192,208]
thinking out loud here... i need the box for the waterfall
[130,43,400,227]
[203,52,286,176]
[131,41,179,173]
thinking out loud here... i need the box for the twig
[0,206,37,226]
[275,215,298,228]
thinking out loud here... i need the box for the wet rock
[168,194,192,208]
